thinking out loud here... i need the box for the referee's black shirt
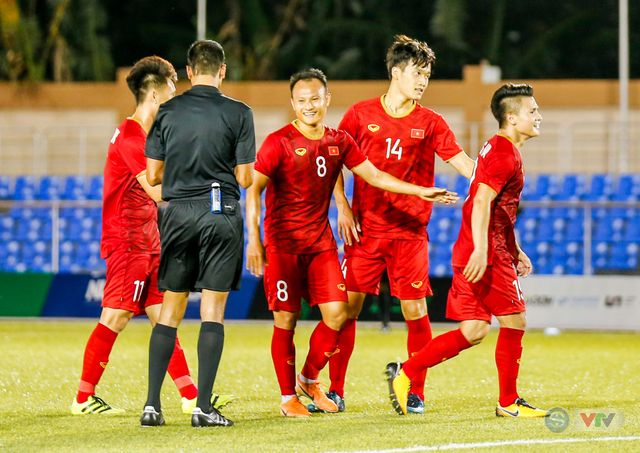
[145,85,256,201]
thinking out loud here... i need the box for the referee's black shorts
[158,198,243,292]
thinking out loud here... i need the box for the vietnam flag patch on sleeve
[411,128,425,139]
[328,146,340,155]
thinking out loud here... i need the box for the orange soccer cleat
[295,375,338,413]
[280,396,311,417]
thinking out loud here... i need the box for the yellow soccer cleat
[181,393,238,414]
[385,362,410,415]
[70,395,125,415]
[496,398,549,418]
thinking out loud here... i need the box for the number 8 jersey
[255,121,367,254]
[339,96,463,240]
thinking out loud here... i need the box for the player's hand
[463,248,488,283]
[246,239,266,277]
[516,249,533,277]
[418,187,459,204]
[337,203,360,246]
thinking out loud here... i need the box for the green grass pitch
[0,320,638,452]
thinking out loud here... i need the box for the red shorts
[264,249,347,312]
[446,256,526,322]
[343,235,431,299]
[102,249,163,316]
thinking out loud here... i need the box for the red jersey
[101,118,160,258]
[452,134,524,267]
[255,122,367,254]
[339,96,463,240]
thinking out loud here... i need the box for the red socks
[271,326,296,395]
[402,328,472,381]
[77,323,118,403]
[301,321,340,381]
[167,337,198,400]
[495,327,524,407]
[329,318,356,397]
[406,315,432,399]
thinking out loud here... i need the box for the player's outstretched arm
[351,160,458,203]
[245,170,269,277]
[333,172,360,245]
[447,151,475,179]
[463,183,496,283]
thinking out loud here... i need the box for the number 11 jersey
[339,97,463,240]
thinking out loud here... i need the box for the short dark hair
[385,34,436,79]
[126,56,177,105]
[187,40,225,75]
[491,83,534,127]
[289,68,328,94]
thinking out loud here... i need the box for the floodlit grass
[0,320,638,452]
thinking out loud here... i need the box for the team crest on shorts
[367,124,380,132]
[411,281,423,288]
[294,147,307,156]
[337,283,346,291]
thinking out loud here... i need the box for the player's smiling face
[512,96,542,138]
[394,61,431,101]
[291,78,331,129]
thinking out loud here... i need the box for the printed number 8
[316,156,327,177]
[276,280,289,301]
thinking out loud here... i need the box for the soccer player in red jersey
[326,35,475,413]
[245,68,457,418]
[71,57,203,415]
[386,83,549,418]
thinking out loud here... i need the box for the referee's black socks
[196,322,225,412]
[146,323,177,411]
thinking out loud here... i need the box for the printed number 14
[385,138,402,160]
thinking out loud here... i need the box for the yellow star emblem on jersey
[367,124,380,132]
[294,147,307,156]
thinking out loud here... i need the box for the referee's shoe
[191,406,234,427]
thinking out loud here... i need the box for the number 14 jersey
[339,97,463,240]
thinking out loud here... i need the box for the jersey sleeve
[234,107,257,165]
[342,133,367,170]
[475,147,516,195]
[254,133,281,178]
[119,135,147,177]
[338,105,360,142]
[432,114,463,161]
[145,108,166,161]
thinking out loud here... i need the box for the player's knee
[323,308,347,330]
[99,309,132,333]
[460,322,490,345]
[400,298,427,320]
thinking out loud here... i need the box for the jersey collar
[291,120,325,140]
[380,95,417,118]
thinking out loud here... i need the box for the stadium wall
[1,65,639,175]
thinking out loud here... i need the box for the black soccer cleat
[140,406,165,427]
[191,406,234,427]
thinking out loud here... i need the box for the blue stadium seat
[555,173,587,201]
[0,176,13,199]
[613,174,640,201]
[37,176,63,200]
[89,175,104,200]
[583,174,614,201]
[13,176,38,200]
[62,175,89,200]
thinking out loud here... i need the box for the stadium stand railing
[0,173,639,276]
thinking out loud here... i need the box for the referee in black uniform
[141,40,255,427]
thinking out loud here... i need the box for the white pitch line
[326,436,640,453]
